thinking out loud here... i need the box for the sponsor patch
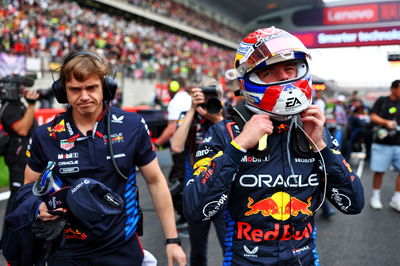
[59,167,79,174]
[60,140,74,151]
[331,188,351,211]
[292,245,310,256]
[112,114,124,123]
[58,152,79,159]
[66,122,74,136]
[243,245,258,257]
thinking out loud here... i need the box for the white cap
[337,95,346,102]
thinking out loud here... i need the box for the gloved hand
[31,215,68,259]
[31,215,68,241]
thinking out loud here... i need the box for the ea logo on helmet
[286,97,301,108]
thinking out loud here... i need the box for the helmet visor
[248,59,309,87]
[236,32,309,77]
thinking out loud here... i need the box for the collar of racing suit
[227,101,313,158]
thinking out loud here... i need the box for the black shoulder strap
[291,117,314,157]
[227,101,252,129]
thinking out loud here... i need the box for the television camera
[0,74,35,101]
[0,74,53,103]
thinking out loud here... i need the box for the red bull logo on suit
[245,192,312,221]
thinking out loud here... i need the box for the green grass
[0,156,9,187]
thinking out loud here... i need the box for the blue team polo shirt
[27,106,156,257]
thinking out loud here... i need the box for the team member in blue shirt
[24,51,186,265]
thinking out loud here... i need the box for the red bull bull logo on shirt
[47,119,66,133]
[245,192,313,221]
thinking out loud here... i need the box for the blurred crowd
[0,0,234,82]
[128,0,242,41]
[314,90,372,161]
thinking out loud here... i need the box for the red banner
[293,26,400,48]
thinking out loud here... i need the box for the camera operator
[0,78,39,215]
[171,77,226,265]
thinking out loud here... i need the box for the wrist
[26,98,37,105]
[231,140,247,153]
[164,237,181,246]
[312,142,326,152]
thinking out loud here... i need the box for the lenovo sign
[324,4,378,25]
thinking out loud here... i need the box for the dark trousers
[5,147,26,215]
[169,152,186,217]
[188,211,226,266]
[47,234,144,266]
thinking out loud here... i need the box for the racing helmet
[226,27,313,116]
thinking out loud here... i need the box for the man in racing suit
[183,27,365,265]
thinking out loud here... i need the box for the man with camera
[171,77,226,266]
[369,79,400,211]
[0,76,39,215]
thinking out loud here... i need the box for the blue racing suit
[183,113,365,265]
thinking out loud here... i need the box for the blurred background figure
[369,80,400,212]
[345,98,371,161]
[171,76,226,266]
[313,90,326,112]
[0,76,39,215]
[153,79,192,230]
[333,94,349,156]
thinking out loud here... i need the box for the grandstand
[0,0,246,107]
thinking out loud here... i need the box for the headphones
[52,51,118,104]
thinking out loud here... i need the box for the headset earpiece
[103,76,118,101]
[51,51,118,104]
[52,79,68,104]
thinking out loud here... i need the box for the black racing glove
[31,215,68,259]
[31,216,67,241]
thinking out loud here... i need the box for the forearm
[171,108,196,153]
[154,121,176,146]
[12,104,35,136]
[370,113,392,127]
[24,165,41,184]
[148,178,178,238]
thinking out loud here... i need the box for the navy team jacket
[183,117,364,265]
[26,106,155,257]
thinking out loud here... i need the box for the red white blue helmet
[226,27,313,116]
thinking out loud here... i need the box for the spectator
[313,90,326,112]
[345,98,371,160]
[0,0,233,83]
[369,79,400,211]
[334,94,349,152]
